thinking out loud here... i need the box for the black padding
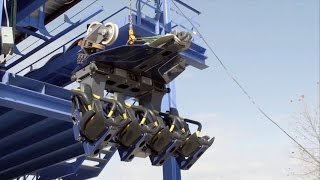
[149,128,172,153]
[80,83,93,105]
[118,121,142,147]
[178,133,200,157]
[80,100,107,142]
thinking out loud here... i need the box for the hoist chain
[128,0,136,45]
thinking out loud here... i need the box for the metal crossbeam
[0,71,71,121]
[16,0,47,23]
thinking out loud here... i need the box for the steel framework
[0,0,208,179]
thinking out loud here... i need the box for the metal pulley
[86,21,119,45]
[102,22,119,45]
[80,21,119,54]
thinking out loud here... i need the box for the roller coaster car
[71,22,214,168]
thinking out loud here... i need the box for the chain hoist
[128,0,136,45]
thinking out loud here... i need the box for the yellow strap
[125,102,132,107]
[196,130,200,137]
[139,116,147,125]
[73,88,100,100]
[169,124,175,132]
[107,110,114,118]
[93,94,100,99]
[123,113,128,120]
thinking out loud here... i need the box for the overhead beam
[16,0,47,23]
[16,26,49,41]
[7,8,103,69]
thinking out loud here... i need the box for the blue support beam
[16,0,47,23]
[0,110,45,139]
[0,129,76,170]
[0,141,84,179]
[0,0,3,26]
[7,22,80,69]
[0,72,84,179]
[0,83,70,120]
[7,8,103,69]
[18,15,45,30]
[24,46,80,82]
[0,71,71,121]
[16,26,49,41]
[38,147,117,179]
[0,70,119,179]
[38,157,86,179]
[0,118,70,156]
[63,147,117,179]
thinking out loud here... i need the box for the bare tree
[291,98,320,180]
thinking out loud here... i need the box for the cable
[1,0,12,64]
[3,0,10,27]
[54,0,76,4]
[136,0,153,11]
[10,0,17,41]
[170,0,320,164]
[63,0,76,4]
[0,48,12,64]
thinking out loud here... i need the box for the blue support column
[161,0,181,179]
[162,0,172,33]
[163,155,181,180]
[155,0,161,34]
[162,81,181,180]
[0,0,3,26]
[137,0,142,25]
